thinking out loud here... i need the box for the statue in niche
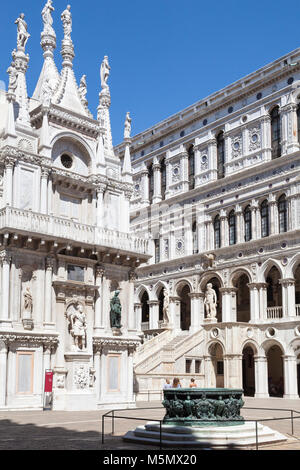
[110,290,122,329]
[67,302,87,350]
[78,75,87,103]
[23,287,33,316]
[7,62,18,94]
[204,283,217,319]
[124,112,132,139]
[100,56,111,90]
[61,5,72,39]
[15,13,30,49]
[162,288,170,325]
[42,0,55,34]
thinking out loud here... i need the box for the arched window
[228,210,236,245]
[160,158,166,199]
[154,239,160,263]
[141,291,149,323]
[261,200,269,238]
[192,220,198,254]
[188,145,195,190]
[244,205,252,242]
[214,215,221,249]
[148,163,154,203]
[217,131,225,179]
[270,106,281,159]
[278,194,287,233]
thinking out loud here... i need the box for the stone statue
[204,283,217,319]
[42,0,55,34]
[7,62,18,94]
[67,302,87,350]
[100,56,111,90]
[41,78,53,107]
[23,287,33,315]
[162,288,170,325]
[110,290,122,329]
[15,13,30,49]
[78,75,87,103]
[124,112,132,139]
[61,5,72,39]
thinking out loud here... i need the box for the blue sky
[1,0,299,144]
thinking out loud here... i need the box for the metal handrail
[101,405,300,450]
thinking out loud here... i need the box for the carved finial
[124,112,132,140]
[61,5,72,40]
[100,56,111,91]
[15,13,30,50]
[42,0,55,36]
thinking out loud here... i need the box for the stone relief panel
[74,364,89,389]
[231,134,243,158]
[248,125,261,152]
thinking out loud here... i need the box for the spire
[52,4,90,117]
[122,112,133,183]
[33,0,60,105]
[13,13,31,127]
[97,56,114,156]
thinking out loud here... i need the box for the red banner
[44,371,53,393]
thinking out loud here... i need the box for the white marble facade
[115,47,300,401]
[0,3,149,411]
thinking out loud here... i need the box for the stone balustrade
[0,206,150,256]
[266,306,283,319]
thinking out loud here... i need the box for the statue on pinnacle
[100,56,111,91]
[124,112,132,139]
[15,13,30,49]
[61,5,72,39]
[42,0,55,35]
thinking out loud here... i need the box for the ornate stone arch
[206,339,225,356]
[261,338,286,355]
[258,258,284,282]
[230,267,252,287]
[135,284,151,303]
[241,339,259,356]
[174,278,193,296]
[152,280,168,301]
[287,253,300,278]
[199,272,224,292]
[51,132,94,174]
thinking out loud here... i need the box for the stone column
[134,303,142,332]
[181,150,189,192]
[282,104,299,154]
[258,283,268,321]
[224,354,243,389]
[269,195,278,235]
[47,175,53,215]
[34,266,45,327]
[219,288,237,322]
[148,300,159,330]
[235,205,244,244]
[220,211,228,247]
[165,159,172,199]
[280,279,296,318]
[153,161,162,204]
[287,192,297,231]
[189,293,204,332]
[0,253,11,327]
[248,283,260,322]
[250,201,258,240]
[205,217,214,251]
[94,266,105,332]
[96,185,106,227]
[40,168,49,214]
[128,272,136,331]
[43,344,51,373]
[169,296,181,331]
[261,114,272,162]
[0,340,7,406]
[94,349,101,401]
[141,169,149,205]
[127,348,134,403]
[282,355,299,399]
[254,355,269,398]
[4,160,14,206]
[44,257,53,326]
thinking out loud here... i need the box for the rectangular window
[16,352,34,394]
[107,354,121,392]
[195,360,201,374]
[185,359,192,374]
[154,239,160,263]
[67,265,85,282]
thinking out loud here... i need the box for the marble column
[141,169,149,205]
[282,103,299,154]
[94,349,101,401]
[254,355,269,398]
[280,279,296,318]
[148,300,159,330]
[96,185,106,227]
[0,253,11,327]
[205,217,214,251]
[250,202,258,240]
[189,293,204,332]
[181,150,189,192]
[47,175,53,215]
[153,161,162,204]
[44,257,53,326]
[261,114,272,162]
[134,303,142,331]
[219,287,237,322]
[128,272,136,331]
[94,266,105,332]
[268,195,278,235]
[224,354,243,389]
[169,296,181,331]
[203,355,214,387]
[235,205,244,244]
[0,341,7,406]
[40,169,49,214]
[248,283,260,322]
[258,283,268,321]
[4,160,14,206]
[127,348,134,403]
[208,138,218,181]
[220,211,228,247]
[283,355,299,399]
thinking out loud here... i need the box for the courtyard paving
[1,397,300,451]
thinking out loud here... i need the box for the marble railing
[296,305,300,316]
[0,207,150,256]
[266,306,283,319]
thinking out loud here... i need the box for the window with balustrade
[228,210,236,245]
[270,106,281,159]
[244,205,252,242]
[278,194,287,233]
[261,200,269,238]
[214,215,221,249]
[217,131,225,179]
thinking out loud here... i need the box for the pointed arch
[135,284,151,303]
[258,258,284,282]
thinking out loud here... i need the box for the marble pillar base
[123,422,287,448]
